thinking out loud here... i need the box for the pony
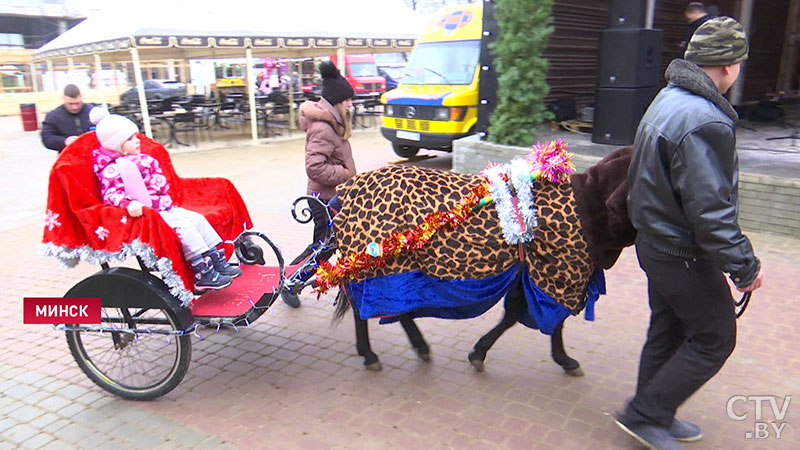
[320,145,636,375]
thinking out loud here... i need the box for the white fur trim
[37,239,194,307]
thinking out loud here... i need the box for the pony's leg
[398,315,430,362]
[468,280,525,372]
[352,306,382,371]
[551,321,584,377]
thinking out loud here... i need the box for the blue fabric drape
[347,263,521,322]
[347,264,606,335]
[518,268,606,334]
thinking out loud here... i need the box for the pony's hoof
[565,366,584,377]
[365,361,383,371]
[468,352,485,372]
[417,351,431,362]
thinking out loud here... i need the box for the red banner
[23,298,101,324]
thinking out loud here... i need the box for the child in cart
[91,109,242,291]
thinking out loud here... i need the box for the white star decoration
[120,216,128,224]
[95,226,110,240]
[44,210,62,231]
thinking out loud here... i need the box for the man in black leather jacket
[616,17,764,450]
[40,84,92,152]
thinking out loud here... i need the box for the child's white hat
[96,114,139,151]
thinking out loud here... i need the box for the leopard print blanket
[333,165,595,312]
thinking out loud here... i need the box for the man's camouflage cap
[684,16,749,66]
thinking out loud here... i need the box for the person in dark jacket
[616,17,764,450]
[41,84,93,152]
[680,2,715,54]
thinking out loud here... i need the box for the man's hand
[64,136,78,146]
[737,268,764,293]
[127,201,143,218]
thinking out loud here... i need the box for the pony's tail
[332,286,351,326]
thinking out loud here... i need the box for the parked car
[378,67,405,91]
[120,79,187,104]
[329,54,386,100]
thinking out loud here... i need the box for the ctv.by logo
[727,395,792,439]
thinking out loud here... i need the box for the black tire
[66,307,191,400]
[392,143,420,158]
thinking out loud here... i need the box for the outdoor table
[150,111,190,148]
[256,105,284,137]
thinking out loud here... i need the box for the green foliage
[488,0,555,146]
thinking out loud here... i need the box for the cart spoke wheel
[66,307,191,400]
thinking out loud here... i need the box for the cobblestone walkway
[1,119,797,449]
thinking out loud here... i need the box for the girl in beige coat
[290,61,357,277]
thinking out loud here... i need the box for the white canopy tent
[33,0,427,141]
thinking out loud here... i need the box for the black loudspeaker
[608,0,647,28]
[597,28,663,88]
[591,86,658,145]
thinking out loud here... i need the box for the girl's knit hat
[96,114,139,151]
[89,105,109,125]
[320,61,355,105]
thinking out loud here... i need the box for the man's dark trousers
[623,241,737,427]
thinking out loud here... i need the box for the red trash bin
[20,103,38,132]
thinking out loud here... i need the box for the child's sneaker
[192,256,233,291]
[207,249,243,278]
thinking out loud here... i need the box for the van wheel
[392,144,419,158]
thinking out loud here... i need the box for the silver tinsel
[485,164,531,245]
[509,158,538,236]
[125,240,194,307]
[38,239,194,307]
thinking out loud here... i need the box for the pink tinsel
[525,139,575,184]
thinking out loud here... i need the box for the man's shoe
[669,419,703,442]
[280,290,301,308]
[614,414,682,450]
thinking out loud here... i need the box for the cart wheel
[66,306,191,400]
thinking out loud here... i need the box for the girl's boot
[192,256,233,291]
[205,249,243,278]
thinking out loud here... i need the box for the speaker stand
[766,129,800,146]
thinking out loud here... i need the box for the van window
[350,62,379,77]
[403,40,481,85]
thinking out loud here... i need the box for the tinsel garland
[315,183,490,293]
[37,239,194,306]
[484,164,527,244]
[526,139,575,184]
[314,140,575,293]
[481,140,574,244]
[510,158,538,235]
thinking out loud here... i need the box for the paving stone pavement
[0,117,797,449]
